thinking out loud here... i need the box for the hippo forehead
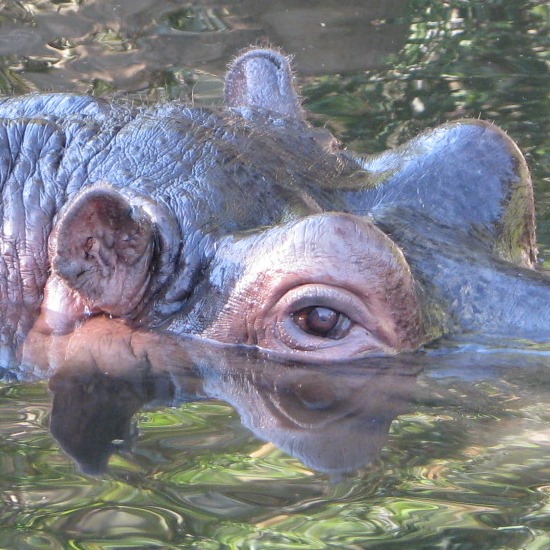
[60,103,348,237]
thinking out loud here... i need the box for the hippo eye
[292,306,352,339]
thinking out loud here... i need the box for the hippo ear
[224,49,304,120]
[51,186,157,317]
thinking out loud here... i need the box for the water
[0,0,549,547]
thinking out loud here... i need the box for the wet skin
[0,48,545,367]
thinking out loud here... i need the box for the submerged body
[0,49,544,367]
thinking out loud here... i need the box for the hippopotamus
[0,48,546,368]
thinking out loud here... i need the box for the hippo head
[39,49,426,362]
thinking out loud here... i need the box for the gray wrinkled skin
[0,48,544,369]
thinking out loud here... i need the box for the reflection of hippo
[45,315,542,475]
[46,317,536,476]
[0,48,545,367]
[46,317,422,475]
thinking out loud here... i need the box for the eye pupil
[293,306,350,338]
[306,307,339,334]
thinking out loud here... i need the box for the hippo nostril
[84,237,94,253]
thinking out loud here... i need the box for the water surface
[0,1,549,548]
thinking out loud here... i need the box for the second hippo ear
[51,186,158,317]
[224,49,304,120]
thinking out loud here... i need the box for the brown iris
[292,306,351,339]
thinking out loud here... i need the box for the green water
[0,1,549,548]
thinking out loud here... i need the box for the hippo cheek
[204,213,424,361]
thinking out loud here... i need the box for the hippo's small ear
[224,49,304,120]
[51,186,157,317]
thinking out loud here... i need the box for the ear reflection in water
[24,316,423,475]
